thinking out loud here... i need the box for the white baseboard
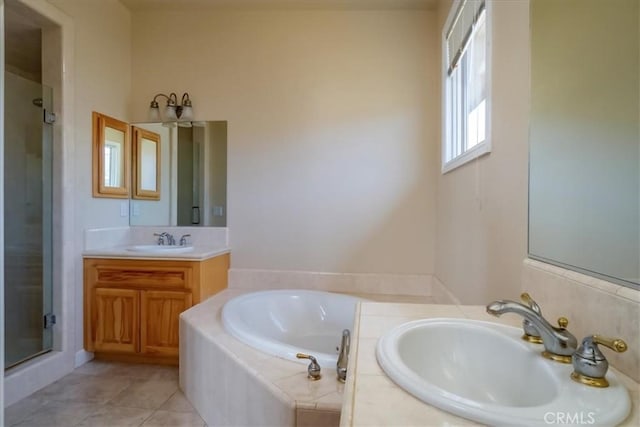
[4,351,73,406]
[74,349,94,368]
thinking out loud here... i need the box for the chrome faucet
[337,329,350,382]
[297,353,321,381]
[520,293,543,344]
[179,234,191,246]
[486,299,577,363]
[154,232,167,245]
[165,233,175,245]
[571,334,627,388]
[153,232,176,246]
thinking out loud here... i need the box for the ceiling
[119,0,438,11]
[3,0,435,83]
[4,0,42,82]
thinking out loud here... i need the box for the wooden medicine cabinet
[92,114,163,202]
[132,126,161,200]
[92,112,130,198]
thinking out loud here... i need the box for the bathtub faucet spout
[337,329,350,382]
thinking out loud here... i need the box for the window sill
[441,141,491,174]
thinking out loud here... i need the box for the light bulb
[179,105,193,122]
[164,104,178,122]
[148,105,160,122]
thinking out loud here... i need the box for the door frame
[3,0,76,407]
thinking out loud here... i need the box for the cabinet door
[140,290,192,357]
[94,288,139,353]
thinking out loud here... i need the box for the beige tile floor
[6,361,207,427]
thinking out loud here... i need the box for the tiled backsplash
[229,269,431,297]
[129,226,228,247]
[432,276,461,305]
[84,227,131,250]
[84,226,228,250]
[522,258,640,382]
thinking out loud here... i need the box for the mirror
[529,0,639,287]
[92,112,130,198]
[132,126,160,200]
[129,121,227,227]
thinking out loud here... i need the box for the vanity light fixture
[148,92,194,127]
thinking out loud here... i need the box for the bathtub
[222,289,361,367]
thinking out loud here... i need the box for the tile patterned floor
[6,361,207,427]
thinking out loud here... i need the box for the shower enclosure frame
[4,72,55,369]
[0,0,6,416]
[2,0,77,407]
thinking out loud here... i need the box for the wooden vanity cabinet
[93,287,140,354]
[84,254,229,364]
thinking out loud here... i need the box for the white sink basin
[126,244,193,254]
[376,318,630,426]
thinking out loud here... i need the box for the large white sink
[376,318,630,426]
[126,244,194,254]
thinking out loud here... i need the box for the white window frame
[104,141,121,187]
[441,0,492,174]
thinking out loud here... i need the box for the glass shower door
[4,71,54,369]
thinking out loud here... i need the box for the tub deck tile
[182,288,429,427]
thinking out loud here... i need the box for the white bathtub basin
[376,318,631,426]
[126,244,193,253]
[222,289,361,367]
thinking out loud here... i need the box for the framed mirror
[132,126,161,200]
[92,112,130,198]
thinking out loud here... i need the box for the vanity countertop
[340,302,640,427]
[82,245,230,261]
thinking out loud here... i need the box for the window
[104,141,121,187]
[442,0,491,173]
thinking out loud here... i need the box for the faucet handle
[557,317,569,329]
[593,335,627,352]
[179,234,191,246]
[153,233,166,245]
[571,335,627,388]
[520,293,541,314]
[297,353,322,381]
[520,293,543,344]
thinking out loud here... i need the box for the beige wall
[435,0,530,304]
[47,0,132,356]
[49,0,132,235]
[131,9,439,275]
[48,0,132,227]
